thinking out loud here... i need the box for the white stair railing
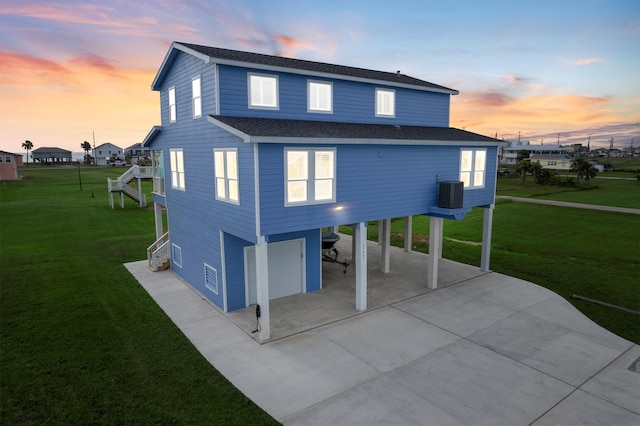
[147,232,170,271]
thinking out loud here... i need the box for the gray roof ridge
[176,41,457,94]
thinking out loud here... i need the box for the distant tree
[516,150,530,163]
[516,159,535,184]
[22,140,33,167]
[571,158,598,184]
[81,141,92,165]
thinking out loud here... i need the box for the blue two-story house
[143,42,505,341]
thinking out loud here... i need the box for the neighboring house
[529,153,572,171]
[142,41,506,340]
[500,141,568,165]
[0,151,23,180]
[31,147,72,164]
[95,143,124,165]
[124,143,151,164]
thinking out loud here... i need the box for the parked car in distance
[110,160,126,167]
[497,168,510,176]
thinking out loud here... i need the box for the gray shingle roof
[209,116,502,144]
[177,42,457,94]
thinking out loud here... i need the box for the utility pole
[92,131,96,166]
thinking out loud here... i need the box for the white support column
[480,204,495,272]
[154,203,164,240]
[437,219,444,260]
[109,191,114,209]
[137,178,143,207]
[354,222,368,311]
[119,192,124,208]
[255,235,270,341]
[351,224,357,264]
[404,215,413,252]
[428,216,443,289]
[380,218,391,273]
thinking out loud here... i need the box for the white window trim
[248,73,279,109]
[284,147,336,206]
[170,148,185,191]
[460,148,487,189]
[214,148,240,204]
[172,243,182,268]
[307,80,333,113]
[375,88,395,117]
[168,86,176,123]
[192,75,202,119]
[204,263,218,294]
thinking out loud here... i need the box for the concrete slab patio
[125,236,639,425]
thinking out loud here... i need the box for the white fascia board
[247,136,507,146]
[151,42,211,90]
[207,116,252,142]
[210,57,458,95]
[142,125,162,147]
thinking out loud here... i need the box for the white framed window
[204,263,218,294]
[170,149,185,190]
[460,148,486,189]
[248,73,278,109]
[172,243,182,268]
[376,88,395,117]
[214,148,239,204]
[308,80,332,113]
[285,148,336,206]
[5,156,11,163]
[192,76,202,118]
[168,86,176,122]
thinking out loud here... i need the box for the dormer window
[308,81,332,113]
[168,86,176,123]
[248,73,278,109]
[375,88,395,117]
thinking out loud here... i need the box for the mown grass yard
[0,167,278,425]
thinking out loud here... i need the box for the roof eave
[142,125,162,147]
[247,136,504,146]
[151,42,211,91]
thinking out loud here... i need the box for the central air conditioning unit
[438,181,464,209]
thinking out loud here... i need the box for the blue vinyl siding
[258,143,498,235]
[217,65,450,126]
[224,233,254,311]
[159,51,217,127]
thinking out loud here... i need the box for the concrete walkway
[125,251,639,425]
[496,195,640,214]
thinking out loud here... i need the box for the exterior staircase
[148,232,171,272]
[107,165,154,208]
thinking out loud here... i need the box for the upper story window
[168,86,176,123]
[285,148,336,206]
[170,148,185,190]
[192,76,202,118]
[308,80,332,113]
[376,88,395,117]
[248,73,278,109]
[460,148,486,189]
[214,148,239,204]
[5,156,11,163]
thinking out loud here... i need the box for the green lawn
[496,174,640,209]
[0,168,278,425]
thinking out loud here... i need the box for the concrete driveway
[125,243,639,425]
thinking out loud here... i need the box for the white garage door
[245,239,305,306]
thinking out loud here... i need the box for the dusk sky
[1,0,638,155]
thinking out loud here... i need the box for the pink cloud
[467,91,514,107]
[575,57,605,65]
